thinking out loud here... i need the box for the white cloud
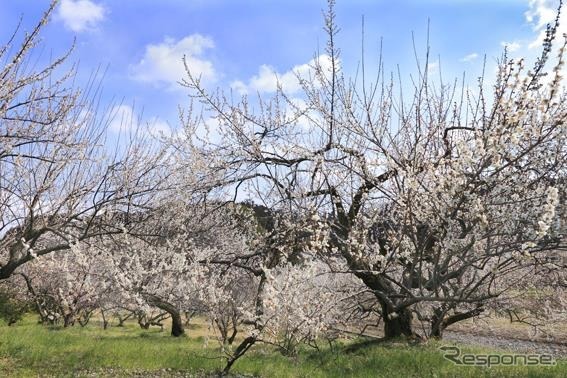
[460,53,479,62]
[501,41,522,52]
[526,0,563,49]
[107,105,173,137]
[131,34,216,88]
[107,105,139,133]
[232,54,333,95]
[57,0,105,32]
[427,60,439,75]
[230,80,248,95]
[147,118,172,137]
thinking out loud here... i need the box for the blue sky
[0,0,561,135]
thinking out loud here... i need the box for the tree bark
[138,319,151,329]
[353,270,415,338]
[169,309,185,337]
[221,274,268,375]
[222,336,256,376]
[384,308,414,338]
[63,314,75,327]
[117,312,134,327]
[100,309,109,329]
[430,307,483,339]
[146,295,185,337]
[430,307,446,339]
[331,217,417,339]
[227,321,238,345]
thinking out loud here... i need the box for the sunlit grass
[0,315,565,377]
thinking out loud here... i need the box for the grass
[0,316,566,377]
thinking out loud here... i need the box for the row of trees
[1,0,566,374]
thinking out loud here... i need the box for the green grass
[0,316,565,377]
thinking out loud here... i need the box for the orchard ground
[0,316,566,377]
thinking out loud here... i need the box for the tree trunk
[353,269,416,339]
[117,312,134,327]
[146,295,185,337]
[221,274,268,375]
[18,273,51,323]
[222,336,256,376]
[227,321,238,345]
[430,308,446,339]
[100,309,109,329]
[215,318,228,344]
[170,310,185,337]
[383,307,414,338]
[139,320,151,329]
[335,237,417,339]
[63,314,75,327]
[429,313,445,339]
[430,306,484,339]
[430,323,444,338]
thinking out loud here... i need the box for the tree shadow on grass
[343,337,390,354]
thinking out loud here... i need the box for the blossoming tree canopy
[175,0,567,340]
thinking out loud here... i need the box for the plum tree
[176,0,567,341]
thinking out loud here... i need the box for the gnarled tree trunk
[383,307,414,338]
[430,306,484,339]
[146,295,185,337]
